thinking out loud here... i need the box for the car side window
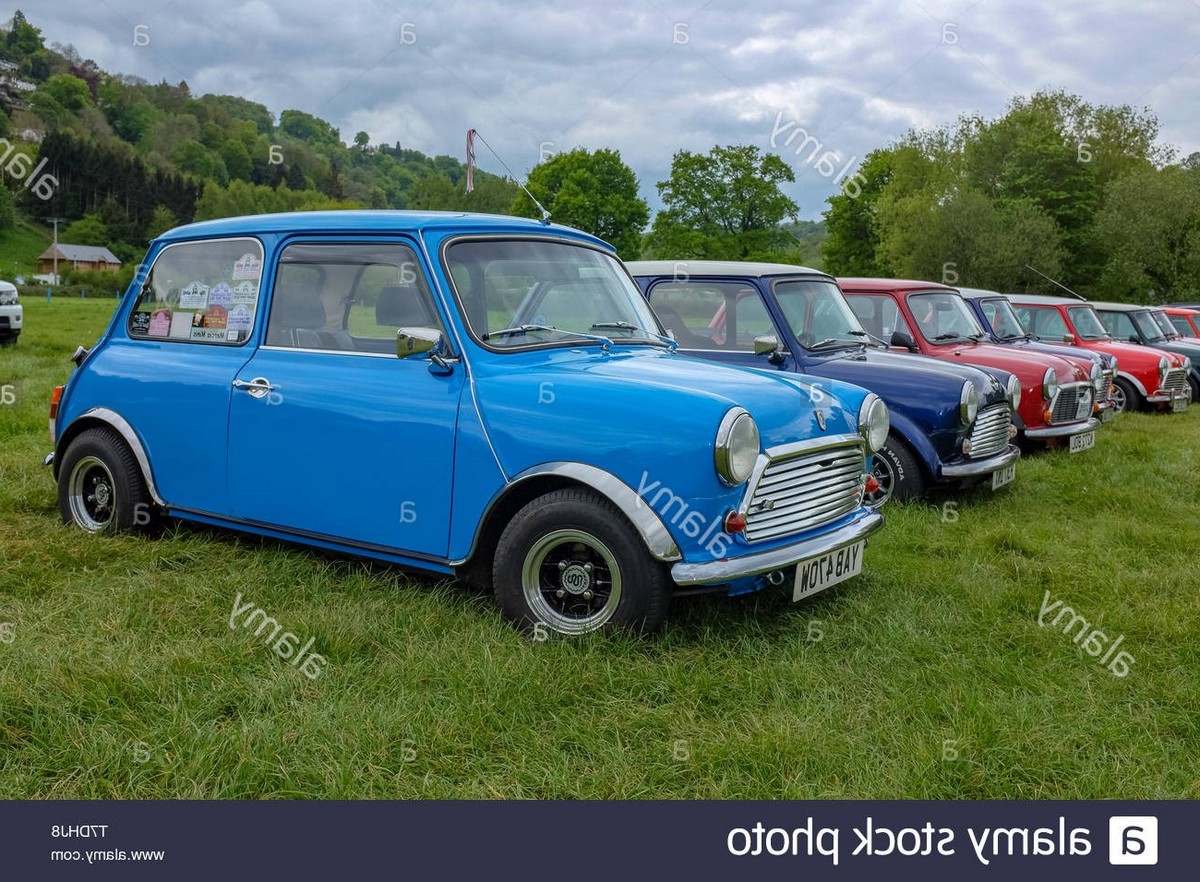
[1030,307,1068,338]
[128,238,264,345]
[1099,311,1135,339]
[267,242,441,353]
[845,294,906,339]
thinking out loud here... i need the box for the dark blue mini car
[628,261,1021,506]
[45,213,890,637]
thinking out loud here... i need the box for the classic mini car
[960,287,1116,423]
[1010,295,1191,413]
[839,279,1099,454]
[1162,306,1200,341]
[0,280,21,345]
[45,211,889,636]
[1091,301,1199,404]
[627,261,1020,506]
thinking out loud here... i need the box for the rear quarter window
[128,238,264,345]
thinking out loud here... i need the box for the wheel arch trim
[56,408,165,506]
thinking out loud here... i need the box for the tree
[1095,165,1200,302]
[821,148,896,274]
[62,214,109,246]
[647,144,798,259]
[145,205,177,238]
[509,147,649,259]
[5,10,44,58]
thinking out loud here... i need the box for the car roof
[625,260,825,278]
[956,287,1006,298]
[1005,293,1090,305]
[1090,301,1152,312]
[1163,306,1200,315]
[835,278,955,292]
[155,210,603,244]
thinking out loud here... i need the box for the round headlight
[714,408,760,486]
[1042,367,1058,401]
[1006,374,1021,411]
[858,393,890,453]
[959,382,978,425]
[1089,362,1101,381]
[1184,357,1192,373]
[1159,356,1169,381]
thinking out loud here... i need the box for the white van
[0,280,21,345]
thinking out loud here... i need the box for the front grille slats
[1049,384,1093,423]
[743,441,865,542]
[1162,369,1187,395]
[968,405,1011,458]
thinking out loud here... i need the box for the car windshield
[444,239,665,350]
[773,278,869,349]
[980,298,1028,340]
[907,291,986,343]
[1067,306,1109,340]
[1131,310,1168,343]
[1170,315,1197,337]
[1149,310,1179,338]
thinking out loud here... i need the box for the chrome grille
[1050,384,1093,423]
[743,442,865,543]
[1162,368,1187,395]
[968,404,1011,458]
[1095,370,1113,396]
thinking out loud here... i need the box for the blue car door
[227,240,463,559]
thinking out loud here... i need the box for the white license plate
[991,462,1017,490]
[1100,407,1115,423]
[1171,394,1189,413]
[1069,430,1095,453]
[793,541,865,602]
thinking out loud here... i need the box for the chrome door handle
[232,377,274,399]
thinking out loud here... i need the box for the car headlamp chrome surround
[959,382,978,426]
[714,407,760,486]
[1159,356,1169,382]
[858,393,889,454]
[1042,367,1058,401]
[1006,374,1021,411]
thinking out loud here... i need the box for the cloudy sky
[23,0,1200,218]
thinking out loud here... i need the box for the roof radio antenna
[1025,264,1086,301]
[465,129,551,224]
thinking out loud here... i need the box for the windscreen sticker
[231,281,258,305]
[169,312,194,338]
[190,327,228,342]
[202,305,228,329]
[148,308,171,337]
[232,254,262,280]
[208,283,232,308]
[179,281,209,309]
[130,311,151,336]
[227,304,253,332]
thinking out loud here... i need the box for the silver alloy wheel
[68,455,117,532]
[1110,383,1128,413]
[865,455,894,507]
[521,528,623,635]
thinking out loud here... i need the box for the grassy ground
[0,215,53,280]
[1,299,1198,799]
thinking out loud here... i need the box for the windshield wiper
[849,329,888,348]
[809,337,858,349]
[590,321,678,350]
[484,324,614,350]
[931,332,969,342]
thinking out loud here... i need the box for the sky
[20,0,1200,219]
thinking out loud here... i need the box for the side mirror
[753,334,779,356]
[1062,334,1073,343]
[397,327,451,372]
[753,334,787,365]
[1128,335,1140,345]
[890,330,918,352]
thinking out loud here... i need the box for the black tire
[1188,376,1199,405]
[865,434,925,507]
[58,428,157,533]
[493,488,671,636]
[1111,377,1141,414]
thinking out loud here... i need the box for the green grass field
[1,299,1198,799]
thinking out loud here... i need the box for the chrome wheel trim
[68,455,117,532]
[865,454,895,507]
[521,528,622,635]
[1110,384,1128,413]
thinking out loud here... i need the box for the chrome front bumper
[1023,417,1100,439]
[670,509,884,587]
[940,443,1020,479]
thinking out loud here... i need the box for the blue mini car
[46,212,888,636]
[628,262,1021,506]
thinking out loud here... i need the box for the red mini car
[1162,306,1200,342]
[840,279,1098,452]
[1009,295,1190,413]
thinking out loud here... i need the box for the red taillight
[49,385,63,421]
[723,511,746,534]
